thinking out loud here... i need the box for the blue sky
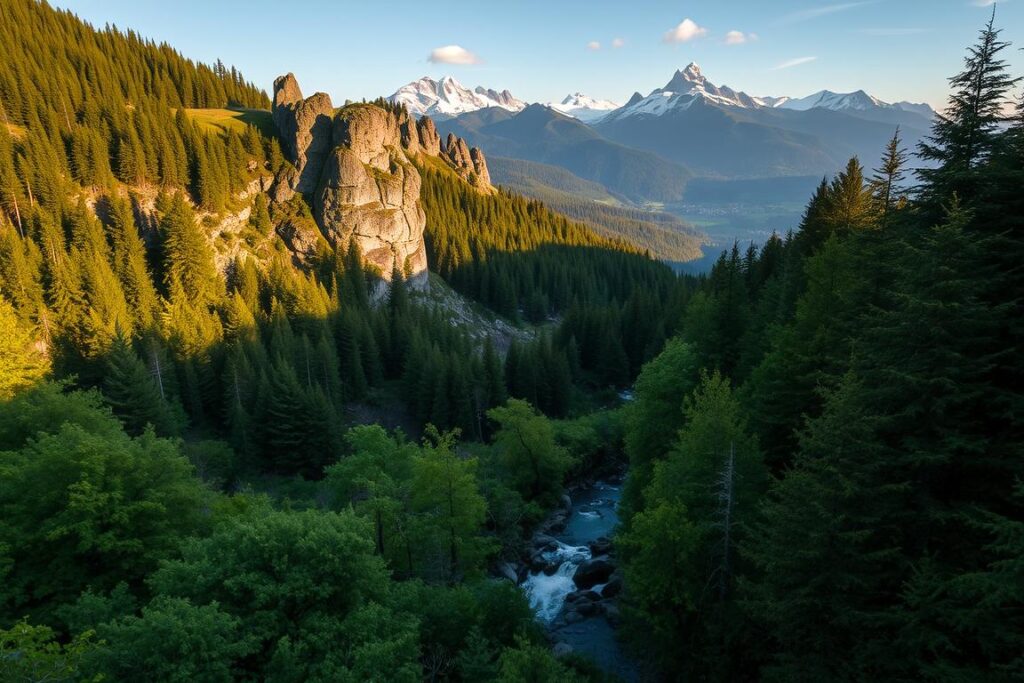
[54,1,1023,110]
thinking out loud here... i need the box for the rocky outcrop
[470,147,491,186]
[272,74,335,194]
[269,73,494,292]
[442,133,491,189]
[415,117,441,156]
[573,557,616,589]
[314,110,428,285]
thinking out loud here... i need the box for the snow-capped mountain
[601,63,935,122]
[388,76,526,119]
[601,63,770,122]
[775,89,932,117]
[547,93,620,123]
[777,89,884,111]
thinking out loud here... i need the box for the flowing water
[521,479,638,680]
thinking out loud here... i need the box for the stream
[520,478,638,681]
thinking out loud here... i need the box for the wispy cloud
[587,40,602,51]
[427,45,481,65]
[971,0,1006,6]
[725,30,758,45]
[771,56,818,70]
[611,37,625,48]
[778,1,876,25]
[663,18,708,44]
[859,27,930,36]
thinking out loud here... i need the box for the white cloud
[663,18,708,44]
[427,45,481,65]
[612,37,625,48]
[971,0,1004,5]
[587,40,602,51]
[725,30,756,45]
[771,56,818,70]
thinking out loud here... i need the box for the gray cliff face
[270,74,492,292]
[442,133,491,189]
[272,74,334,194]
[315,105,428,286]
[416,117,441,156]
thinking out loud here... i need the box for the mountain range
[388,64,934,124]
[389,65,936,204]
[390,75,527,119]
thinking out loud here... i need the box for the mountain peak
[548,92,621,123]
[662,63,709,94]
[388,76,526,119]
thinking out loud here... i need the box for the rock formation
[271,74,334,194]
[315,105,427,285]
[270,73,493,293]
[442,133,490,189]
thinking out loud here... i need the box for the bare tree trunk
[150,344,167,400]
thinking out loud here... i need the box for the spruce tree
[918,9,1021,205]
[103,332,183,436]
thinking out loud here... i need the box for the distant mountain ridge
[547,93,621,123]
[389,76,526,119]
[435,104,693,202]
[602,63,935,122]
[389,65,934,125]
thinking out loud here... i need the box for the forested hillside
[488,155,706,262]
[0,1,691,679]
[617,17,1024,680]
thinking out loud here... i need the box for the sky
[53,0,1023,111]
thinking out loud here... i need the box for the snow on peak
[548,92,621,122]
[388,76,526,119]
[681,62,703,81]
[604,64,762,121]
[778,89,892,112]
[601,65,936,123]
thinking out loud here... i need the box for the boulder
[546,511,568,533]
[588,536,613,556]
[600,574,623,598]
[496,562,519,583]
[564,589,601,605]
[532,534,559,550]
[560,493,572,511]
[602,602,622,625]
[573,558,615,589]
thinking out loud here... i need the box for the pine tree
[161,194,220,305]
[870,128,908,222]
[918,9,1021,205]
[103,332,183,436]
[0,294,48,398]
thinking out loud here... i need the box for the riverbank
[519,474,638,681]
